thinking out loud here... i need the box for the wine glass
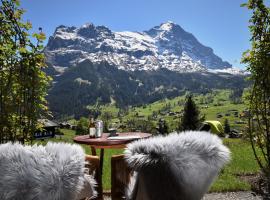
[108,122,117,137]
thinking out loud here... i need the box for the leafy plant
[0,0,50,143]
[75,117,88,135]
[241,0,270,197]
[224,118,231,134]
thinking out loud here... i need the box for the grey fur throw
[125,131,231,200]
[0,142,96,200]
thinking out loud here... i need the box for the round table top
[73,132,152,148]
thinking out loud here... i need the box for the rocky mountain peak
[77,23,97,38]
[45,21,234,74]
[159,21,177,31]
[45,22,246,117]
[146,21,185,37]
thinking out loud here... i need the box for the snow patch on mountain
[45,21,243,75]
[209,67,248,75]
[53,66,68,74]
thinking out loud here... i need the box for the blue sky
[21,0,255,69]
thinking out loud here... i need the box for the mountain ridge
[44,21,247,118]
[47,59,247,119]
[45,21,239,74]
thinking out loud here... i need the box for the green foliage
[242,0,270,196]
[124,118,156,133]
[88,89,248,133]
[243,0,270,172]
[100,111,113,133]
[179,95,203,131]
[224,118,231,134]
[156,118,169,135]
[0,0,50,143]
[76,117,88,135]
[229,88,243,104]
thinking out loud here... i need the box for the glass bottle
[89,117,96,138]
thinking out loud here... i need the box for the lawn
[210,138,259,192]
[36,129,260,192]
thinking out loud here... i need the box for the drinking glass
[108,122,117,137]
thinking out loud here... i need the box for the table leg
[90,146,103,200]
[91,146,97,155]
[100,148,104,175]
[99,149,104,199]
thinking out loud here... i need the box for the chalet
[59,122,72,129]
[168,112,176,116]
[71,125,77,130]
[235,120,246,124]
[34,119,59,139]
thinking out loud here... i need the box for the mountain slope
[44,22,247,118]
[47,60,247,119]
[45,21,232,73]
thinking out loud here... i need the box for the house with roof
[34,119,59,139]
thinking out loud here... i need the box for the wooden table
[73,132,151,199]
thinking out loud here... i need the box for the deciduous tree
[242,0,270,197]
[0,0,50,143]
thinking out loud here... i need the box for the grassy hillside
[47,59,248,119]
[87,89,247,134]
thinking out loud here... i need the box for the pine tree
[224,119,231,134]
[179,95,202,131]
[156,118,169,135]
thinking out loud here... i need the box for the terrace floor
[103,191,262,200]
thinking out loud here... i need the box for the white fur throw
[0,142,96,200]
[125,131,231,200]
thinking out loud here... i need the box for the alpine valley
[44,21,248,118]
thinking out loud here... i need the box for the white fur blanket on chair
[0,142,96,200]
[125,131,231,200]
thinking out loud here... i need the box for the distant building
[70,125,77,130]
[59,122,72,129]
[168,112,176,116]
[34,119,59,139]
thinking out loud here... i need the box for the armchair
[0,142,97,200]
[124,131,231,200]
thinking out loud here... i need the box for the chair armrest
[111,154,132,200]
[79,155,103,200]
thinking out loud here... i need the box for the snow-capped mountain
[45,21,233,74]
[45,22,248,118]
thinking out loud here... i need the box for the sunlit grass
[211,173,250,192]
[223,138,260,174]
[92,89,248,132]
[209,138,260,192]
